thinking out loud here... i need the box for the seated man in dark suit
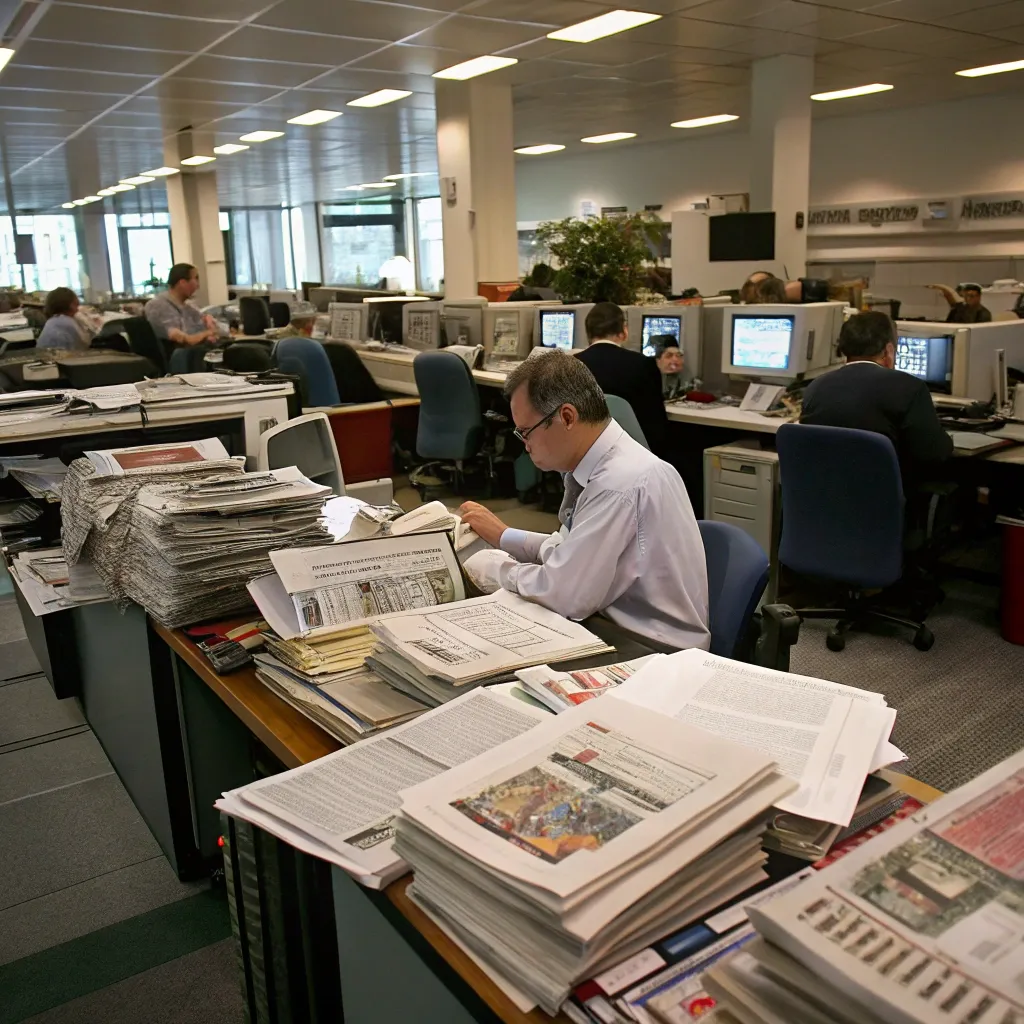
[574,302,668,457]
[801,311,952,486]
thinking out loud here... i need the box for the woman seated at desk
[37,287,90,350]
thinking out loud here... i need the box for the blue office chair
[275,336,341,407]
[605,394,649,450]
[698,520,769,660]
[776,423,934,652]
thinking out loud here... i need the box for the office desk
[355,347,509,395]
[666,403,785,434]
[0,348,155,388]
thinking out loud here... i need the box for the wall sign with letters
[809,192,1024,235]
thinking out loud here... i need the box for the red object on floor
[327,406,394,484]
[1002,519,1024,645]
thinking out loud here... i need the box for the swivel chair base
[796,598,935,653]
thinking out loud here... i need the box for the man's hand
[458,501,509,548]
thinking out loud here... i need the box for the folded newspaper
[515,655,659,713]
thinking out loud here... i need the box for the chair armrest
[755,603,802,672]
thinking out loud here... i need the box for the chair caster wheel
[913,627,934,651]
[826,632,846,652]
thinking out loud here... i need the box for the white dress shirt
[472,421,710,651]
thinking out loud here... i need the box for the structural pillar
[165,131,227,307]
[64,140,112,299]
[435,80,519,298]
[749,55,813,279]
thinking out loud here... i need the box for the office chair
[274,336,341,407]
[322,342,384,404]
[223,342,272,373]
[775,423,935,652]
[122,316,168,374]
[268,301,291,329]
[239,296,271,336]
[604,394,649,450]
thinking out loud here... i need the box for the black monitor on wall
[709,212,776,262]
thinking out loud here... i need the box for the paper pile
[123,466,332,628]
[394,699,795,1014]
[8,546,109,615]
[706,750,1024,1024]
[341,499,480,553]
[367,590,614,706]
[216,688,551,888]
[134,372,273,405]
[0,455,68,501]
[515,655,658,713]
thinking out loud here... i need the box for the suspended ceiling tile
[411,15,548,52]
[866,0,1013,20]
[848,21,1009,55]
[147,79,283,105]
[943,0,1024,32]
[349,42,471,74]
[815,43,926,69]
[0,67,151,94]
[208,25,384,65]
[0,88,115,112]
[180,54,328,87]
[13,39,188,75]
[660,44,754,64]
[792,7,904,39]
[56,0,258,16]
[987,20,1024,38]
[683,0,803,22]
[254,0,447,42]
[308,68,436,93]
[33,5,232,50]
[624,15,753,48]
[677,63,750,83]
[460,0,600,23]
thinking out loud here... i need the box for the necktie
[558,473,584,530]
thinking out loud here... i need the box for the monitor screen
[539,310,576,351]
[896,335,953,387]
[641,314,682,358]
[709,212,776,262]
[491,313,521,358]
[406,309,439,349]
[731,314,795,371]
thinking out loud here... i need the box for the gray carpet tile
[19,938,244,1024]
[0,773,162,912]
[0,676,83,748]
[0,597,26,644]
[0,640,43,683]
[0,731,111,806]
[790,581,1024,794]
[0,856,208,967]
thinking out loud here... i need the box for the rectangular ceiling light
[181,155,215,166]
[110,183,135,192]
[141,166,179,176]
[239,130,285,143]
[548,10,660,43]
[61,202,75,209]
[97,188,117,196]
[811,83,893,101]
[383,172,432,180]
[515,144,565,155]
[348,89,412,108]
[72,199,90,205]
[0,48,14,73]
[581,132,636,144]
[956,58,1024,77]
[287,109,343,125]
[79,196,102,204]
[213,143,249,155]
[121,175,154,185]
[671,114,739,128]
[433,55,517,80]
[361,182,397,188]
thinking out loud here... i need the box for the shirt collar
[573,420,623,487]
[589,338,621,347]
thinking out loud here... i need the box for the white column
[749,55,813,279]
[77,212,111,300]
[435,80,519,298]
[164,132,228,307]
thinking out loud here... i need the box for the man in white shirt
[460,350,710,651]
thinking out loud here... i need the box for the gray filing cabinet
[703,442,781,603]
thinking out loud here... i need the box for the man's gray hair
[503,350,609,423]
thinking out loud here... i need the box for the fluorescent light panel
[348,89,412,107]
[238,130,284,142]
[287,109,342,125]
[213,143,249,155]
[141,167,178,176]
[811,83,892,101]
[548,10,660,43]
[181,155,215,165]
[956,58,1024,77]
[361,182,396,187]
[121,175,154,185]
[433,55,516,80]
[97,188,117,196]
[72,199,89,205]
[671,114,739,128]
[110,183,135,192]
[61,202,75,208]
[0,48,14,73]
[581,132,636,144]
[80,196,102,204]
[515,144,565,155]
[383,172,428,180]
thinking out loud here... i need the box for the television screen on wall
[709,212,776,262]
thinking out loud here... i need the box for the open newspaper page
[217,689,550,887]
[516,654,662,712]
[749,748,1024,1024]
[398,698,786,901]
[247,533,465,639]
[84,437,231,477]
[608,650,897,825]
[370,590,612,685]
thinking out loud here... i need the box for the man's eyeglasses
[513,406,560,443]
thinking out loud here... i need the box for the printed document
[608,650,896,825]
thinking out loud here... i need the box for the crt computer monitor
[895,334,954,391]
[538,309,577,351]
[640,313,682,358]
[404,302,442,350]
[483,306,534,363]
[327,302,367,342]
[730,313,796,377]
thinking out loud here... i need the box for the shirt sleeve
[498,489,638,621]
[499,528,561,564]
[899,384,953,466]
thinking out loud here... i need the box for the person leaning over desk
[36,287,90,350]
[459,351,710,651]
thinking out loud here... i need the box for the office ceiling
[2,0,1024,213]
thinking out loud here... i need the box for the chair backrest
[274,336,341,406]
[240,296,271,336]
[258,412,344,494]
[413,351,483,460]
[322,341,384,404]
[698,520,769,659]
[223,341,273,373]
[604,394,649,450]
[122,316,167,373]
[776,423,904,589]
[268,301,291,328]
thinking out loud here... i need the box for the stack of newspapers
[705,750,1024,1024]
[394,699,796,1014]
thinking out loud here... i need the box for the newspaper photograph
[248,533,465,639]
[516,655,660,712]
[84,437,232,477]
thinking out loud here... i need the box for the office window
[103,212,172,294]
[415,197,443,292]
[225,207,303,289]
[320,200,406,286]
[0,215,82,291]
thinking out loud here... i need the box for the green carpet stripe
[0,888,231,1024]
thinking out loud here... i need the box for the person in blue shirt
[37,287,88,350]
